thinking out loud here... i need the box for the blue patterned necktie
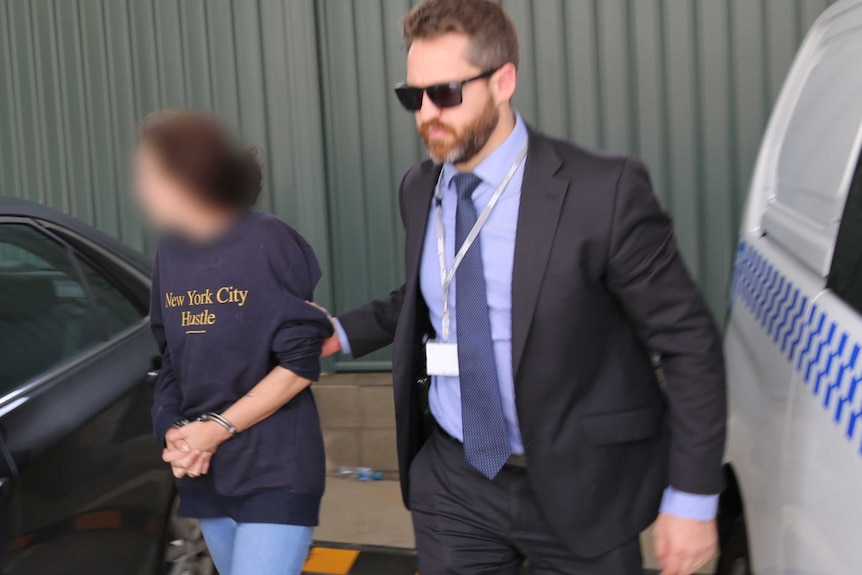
[452,173,512,480]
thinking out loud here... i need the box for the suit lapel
[405,163,442,288]
[511,130,569,379]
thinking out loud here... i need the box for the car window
[0,224,103,392]
[828,150,862,313]
[76,257,144,337]
[46,224,150,311]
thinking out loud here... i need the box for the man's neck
[455,108,517,173]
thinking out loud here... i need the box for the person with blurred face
[320,1,727,574]
[136,111,334,575]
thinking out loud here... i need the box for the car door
[0,438,15,562]
[0,218,174,575]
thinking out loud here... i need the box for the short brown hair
[402,0,520,70]
[138,110,262,209]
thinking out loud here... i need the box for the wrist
[206,420,233,445]
[198,412,238,440]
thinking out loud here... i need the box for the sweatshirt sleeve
[267,226,335,382]
[149,252,185,444]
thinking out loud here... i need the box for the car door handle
[145,355,162,385]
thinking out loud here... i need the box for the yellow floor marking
[302,547,360,574]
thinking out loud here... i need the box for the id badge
[426,340,459,377]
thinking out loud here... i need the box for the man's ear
[491,62,517,105]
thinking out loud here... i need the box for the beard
[418,98,500,165]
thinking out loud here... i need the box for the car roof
[0,196,151,275]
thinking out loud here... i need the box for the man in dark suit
[321,1,726,573]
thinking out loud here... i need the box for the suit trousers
[409,429,643,575]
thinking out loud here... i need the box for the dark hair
[402,0,520,70]
[138,110,262,208]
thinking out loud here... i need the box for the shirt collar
[441,112,528,193]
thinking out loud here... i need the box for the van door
[776,148,862,574]
[725,4,862,573]
[726,231,822,574]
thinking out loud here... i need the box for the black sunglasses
[394,67,500,112]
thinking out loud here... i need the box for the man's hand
[320,333,342,357]
[306,301,342,357]
[653,513,717,575]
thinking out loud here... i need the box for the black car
[0,198,213,575]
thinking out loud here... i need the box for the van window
[761,20,862,276]
[828,151,862,313]
[776,32,862,225]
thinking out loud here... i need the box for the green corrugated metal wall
[0,0,839,370]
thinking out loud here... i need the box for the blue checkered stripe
[731,241,862,455]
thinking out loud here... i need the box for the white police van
[719,1,862,574]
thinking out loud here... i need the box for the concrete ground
[315,477,716,574]
[316,477,414,549]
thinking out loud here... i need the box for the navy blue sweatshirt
[150,211,334,525]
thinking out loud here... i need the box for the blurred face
[406,34,510,165]
[134,143,196,231]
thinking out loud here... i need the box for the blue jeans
[199,517,313,575]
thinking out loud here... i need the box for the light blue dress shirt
[335,113,717,521]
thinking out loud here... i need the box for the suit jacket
[338,128,726,557]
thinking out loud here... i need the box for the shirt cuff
[333,318,352,356]
[659,487,719,521]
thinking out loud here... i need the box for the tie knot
[452,173,482,200]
